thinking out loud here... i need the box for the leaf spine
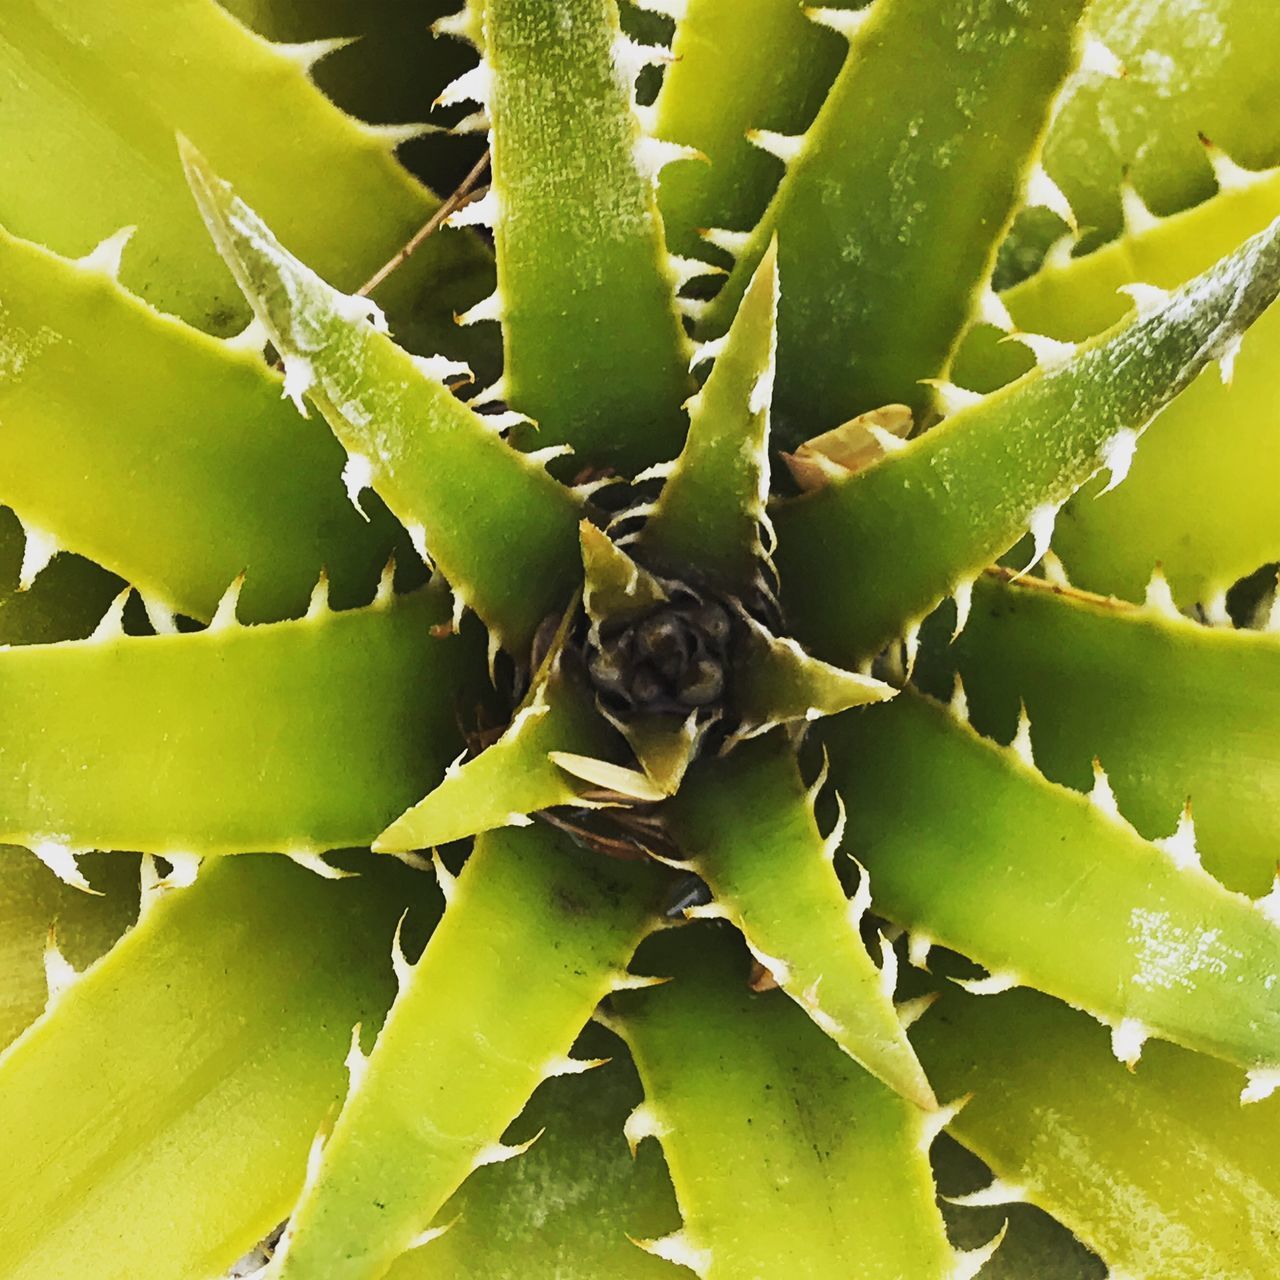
[1200,133,1267,193]
[43,926,79,1009]
[287,850,356,880]
[805,6,874,39]
[1143,565,1180,618]
[949,1223,1008,1280]
[209,574,245,632]
[431,851,458,905]
[698,226,753,258]
[455,289,503,326]
[1154,802,1200,872]
[1109,1016,1150,1068]
[1026,164,1078,232]
[17,521,59,591]
[745,129,806,166]
[470,1131,543,1171]
[32,841,99,894]
[1241,1065,1280,1104]
[951,578,975,639]
[631,1230,712,1278]
[1079,36,1126,79]
[945,1176,1027,1208]
[77,225,136,279]
[275,36,356,74]
[623,1101,669,1156]
[1097,426,1139,493]
[953,969,1020,996]
[1119,180,1160,234]
[90,589,132,642]
[434,61,492,110]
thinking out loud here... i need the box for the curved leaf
[614,924,963,1280]
[916,571,1280,896]
[825,689,1280,1073]
[183,144,584,652]
[702,0,1087,443]
[0,227,403,624]
[917,984,1280,1280]
[0,588,486,856]
[775,217,1280,666]
[669,735,936,1108]
[0,853,425,1280]
[272,824,663,1280]
[964,173,1280,607]
[0,0,492,352]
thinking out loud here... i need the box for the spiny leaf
[775,217,1280,666]
[0,853,426,1280]
[271,824,663,1280]
[701,0,1088,443]
[668,735,935,1108]
[0,226,404,624]
[652,0,858,261]
[640,240,777,596]
[375,621,627,853]
[0,0,493,353]
[916,984,1280,1280]
[391,1024,683,1279]
[182,143,583,652]
[916,570,1280,896]
[474,0,693,472]
[962,171,1280,607]
[1003,0,1280,274]
[613,925,963,1280]
[732,618,896,735]
[0,587,487,856]
[0,850,137,1051]
[824,689,1280,1074]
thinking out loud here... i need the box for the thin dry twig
[358,148,492,297]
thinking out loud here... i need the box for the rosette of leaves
[0,2,1278,1279]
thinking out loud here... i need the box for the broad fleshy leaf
[776,218,1280,665]
[825,689,1280,1074]
[0,227,404,624]
[701,0,1087,442]
[917,984,1280,1279]
[0,854,427,1280]
[470,0,693,471]
[668,735,936,1109]
[652,1,857,261]
[916,570,1280,896]
[183,143,584,653]
[613,925,966,1279]
[962,173,1280,607]
[0,588,486,856]
[0,0,492,351]
[271,824,663,1280]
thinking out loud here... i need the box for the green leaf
[963,173,1280,607]
[0,850,137,1051]
[375,619,627,853]
[1002,0,1280,276]
[916,984,1280,1280]
[669,735,935,1109]
[0,0,493,354]
[824,689,1280,1075]
[652,1,857,261]
[732,617,896,734]
[701,0,1087,443]
[915,571,1280,896]
[0,853,425,1280]
[474,0,694,472]
[391,1025,683,1279]
[0,226,405,625]
[775,218,1280,666]
[182,143,584,653]
[613,924,966,1279]
[271,824,663,1280]
[0,588,486,857]
[640,240,777,596]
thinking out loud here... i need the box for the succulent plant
[0,1,1278,1278]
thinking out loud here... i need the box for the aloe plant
[0,1,1277,1277]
